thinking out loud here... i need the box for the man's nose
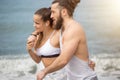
[50,13,53,18]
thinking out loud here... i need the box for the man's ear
[61,8,67,17]
[45,21,50,26]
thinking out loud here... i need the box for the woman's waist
[42,58,57,67]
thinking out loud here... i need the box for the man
[36,0,97,80]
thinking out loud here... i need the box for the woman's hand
[26,35,37,51]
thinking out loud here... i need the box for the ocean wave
[0,55,44,79]
[91,53,120,78]
[0,53,120,80]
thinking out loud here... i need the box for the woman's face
[33,14,45,32]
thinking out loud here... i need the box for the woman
[26,7,66,80]
[26,7,95,80]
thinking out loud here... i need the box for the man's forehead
[51,3,59,9]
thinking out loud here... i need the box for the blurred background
[0,0,120,80]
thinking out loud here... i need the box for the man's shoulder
[69,21,84,34]
[64,22,80,38]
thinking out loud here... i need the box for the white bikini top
[36,31,60,58]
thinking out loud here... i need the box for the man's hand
[89,60,95,70]
[36,70,47,80]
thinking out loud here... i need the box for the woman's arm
[27,49,41,63]
[26,31,42,63]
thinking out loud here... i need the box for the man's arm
[37,27,80,80]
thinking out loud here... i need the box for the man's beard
[54,14,63,30]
